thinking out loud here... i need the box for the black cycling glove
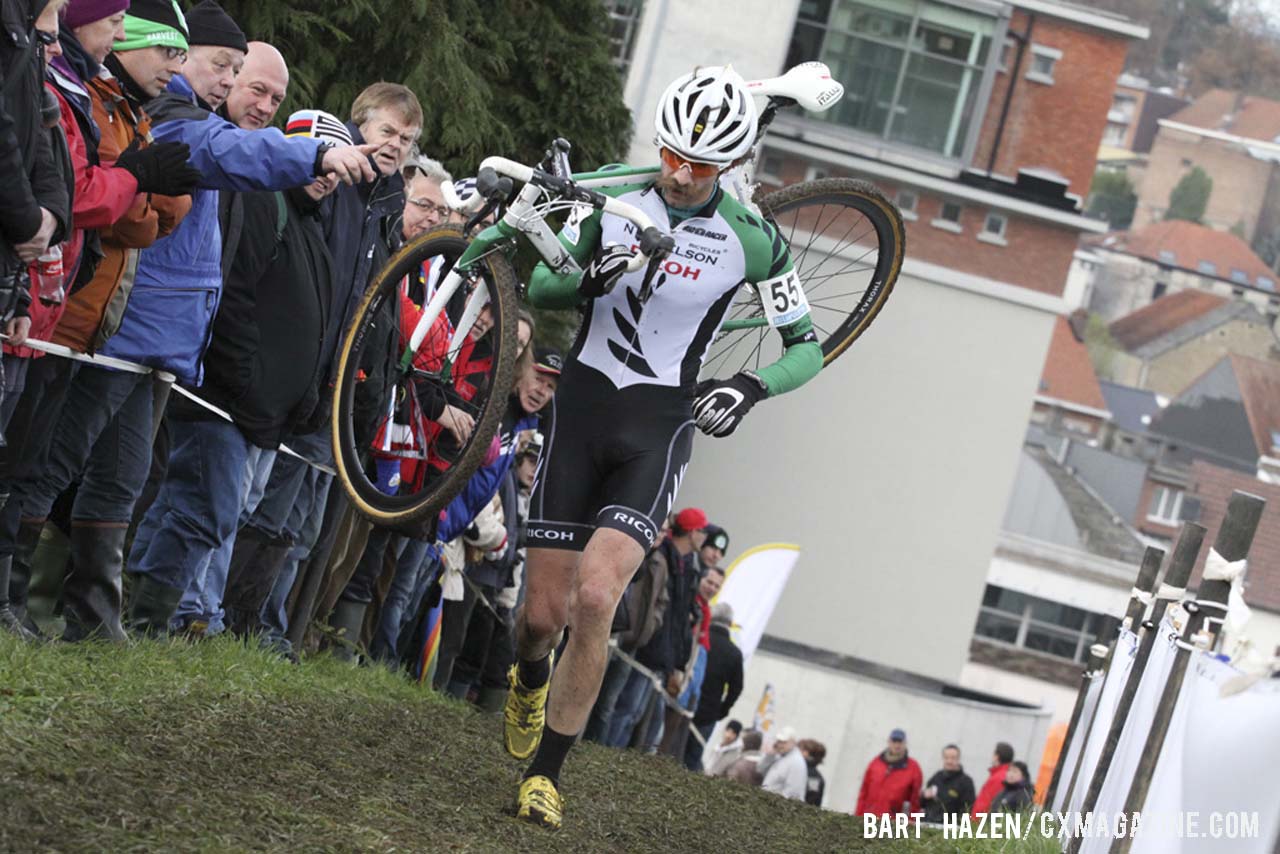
[692,371,768,438]
[115,139,202,197]
[578,243,633,299]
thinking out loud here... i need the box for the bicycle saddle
[746,62,845,113]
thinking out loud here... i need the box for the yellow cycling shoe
[515,774,563,830]
[503,654,553,760]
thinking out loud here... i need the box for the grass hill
[0,636,1054,853]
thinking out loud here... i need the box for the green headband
[114,14,190,54]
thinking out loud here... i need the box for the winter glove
[692,371,768,438]
[578,243,633,298]
[114,139,202,197]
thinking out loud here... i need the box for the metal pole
[1043,644,1108,810]
[1113,492,1265,854]
[1068,532,1202,853]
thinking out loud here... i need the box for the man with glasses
[505,65,823,829]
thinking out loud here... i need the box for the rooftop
[1109,290,1228,352]
[1038,316,1110,414]
[1003,446,1147,566]
[1092,220,1276,291]
[1187,460,1280,612]
[1168,89,1280,143]
[1098,380,1164,435]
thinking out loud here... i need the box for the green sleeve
[757,317,822,397]
[733,210,823,397]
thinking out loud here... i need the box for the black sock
[524,725,576,786]
[517,653,551,690]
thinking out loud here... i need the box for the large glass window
[787,0,1000,159]
[974,584,1113,663]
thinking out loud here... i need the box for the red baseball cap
[675,507,708,531]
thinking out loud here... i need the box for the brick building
[1107,290,1279,396]
[1133,89,1280,247]
[1086,219,1280,324]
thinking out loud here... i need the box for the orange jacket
[51,74,190,354]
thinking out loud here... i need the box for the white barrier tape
[1128,586,1154,607]
[608,642,704,748]
[1154,583,1186,602]
[1203,548,1252,641]
[5,334,174,379]
[5,336,337,477]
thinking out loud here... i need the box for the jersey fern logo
[736,212,789,277]
[606,284,659,378]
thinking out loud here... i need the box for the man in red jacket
[855,728,924,817]
[972,741,1014,815]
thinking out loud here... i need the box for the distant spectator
[855,728,923,817]
[704,719,744,777]
[922,744,975,823]
[727,729,764,786]
[972,741,1014,816]
[686,600,743,771]
[800,739,827,807]
[990,761,1034,813]
[758,726,808,801]
[698,523,729,573]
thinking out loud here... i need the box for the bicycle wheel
[702,178,904,376]
[332,223,519,529]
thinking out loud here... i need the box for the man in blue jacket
[4,0,380,637]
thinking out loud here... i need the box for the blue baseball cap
[890,728,907,742]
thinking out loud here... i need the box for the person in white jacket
[758,726,810,801]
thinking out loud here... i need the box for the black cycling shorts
[527,362,695,552]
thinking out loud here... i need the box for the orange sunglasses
[660,147,721,180]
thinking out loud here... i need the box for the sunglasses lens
[661,148,718,178]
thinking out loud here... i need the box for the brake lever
[636,227,676,303]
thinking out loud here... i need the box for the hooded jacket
[51,58,190,354]
[8,35,142,359]
[855,751,924,817]
[97,73,322,384]
[169,187,333,448]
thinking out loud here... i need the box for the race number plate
[756,269,810,326]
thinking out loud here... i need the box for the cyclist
[506,65,822,829]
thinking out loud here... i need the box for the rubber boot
[25,522,71,635]
[0,555,36,640]
[7,519,47,628]
[224,528,293,637]
[124,573,183,637]
[328,598,368,663]
[61,523,129,643]
[477,685,508,715]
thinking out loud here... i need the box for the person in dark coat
[923,744,976,823]
[801,739,828,807]
[990,761,1034,813]
[685,601,743,771]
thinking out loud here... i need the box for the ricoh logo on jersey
[528,527,575,542]
[627,244,714,279]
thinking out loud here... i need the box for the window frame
[932,199,964,233]
[978,210,1008,245]
[1026,43,1062,85]
[974,584,1106,663]
[896,187,919,220]
[1146,484,1184,525]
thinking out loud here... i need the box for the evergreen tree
[216,0,633,177]
[1086,169,1137,229]
[1164,167,1213,224]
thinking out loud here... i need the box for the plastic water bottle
[34,244,64,306]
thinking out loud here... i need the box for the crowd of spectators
[0,0,735,702]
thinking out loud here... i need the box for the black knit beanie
[184,0,248,52]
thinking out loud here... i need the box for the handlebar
[440,156,670,273]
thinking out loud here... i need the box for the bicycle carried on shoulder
[331,61,906,529]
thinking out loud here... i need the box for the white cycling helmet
[654,65,758,166]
